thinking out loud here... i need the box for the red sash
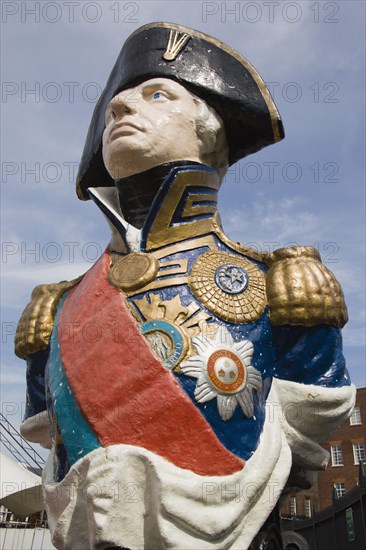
[58,250,244,476]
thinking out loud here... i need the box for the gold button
[108,253,159,292]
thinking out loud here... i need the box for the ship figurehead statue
[15,23,355,550]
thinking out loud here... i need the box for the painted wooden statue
[15,23,355,550]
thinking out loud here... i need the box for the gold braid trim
[14,276,83,359]
[266,246,348,327]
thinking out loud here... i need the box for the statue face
[102,78,202,179]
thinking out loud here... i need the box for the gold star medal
[188,251,266,324]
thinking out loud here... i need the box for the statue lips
[109,122,144,141]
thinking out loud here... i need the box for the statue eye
[153,91,162,99]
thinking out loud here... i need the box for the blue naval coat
[19,164,350,477]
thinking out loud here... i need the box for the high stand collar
[88,163,220,254]
[114,161,202,229]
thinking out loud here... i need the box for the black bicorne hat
[76,22,284,200]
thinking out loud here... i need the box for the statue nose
[110,94,138,117]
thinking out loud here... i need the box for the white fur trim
[41,381,355,549]
[272,379,356,470]
[42,385,290,550]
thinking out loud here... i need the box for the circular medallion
[188,251,266,324]
[215,263,249,294]
[109,253,159,292]
[140,320,188,370]
[206,349,246,394]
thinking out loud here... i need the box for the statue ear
[192,97,216,156]
[192,96,229,181]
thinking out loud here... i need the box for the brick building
[280,386,366,518]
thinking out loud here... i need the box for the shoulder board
[266,246,348,327]
[15,276,83,359]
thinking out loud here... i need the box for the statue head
[102,77,228,182]
[76,22,284,200]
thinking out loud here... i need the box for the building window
[305,497,312,518]
[331,444,343,466]
[353,442,366,465]
[290,496,297,517]
[334,482,346,498]
[0,505,7,522]
[350,407,362,425]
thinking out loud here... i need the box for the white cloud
[223,194,322,245]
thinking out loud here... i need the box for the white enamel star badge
[180,325,262,421]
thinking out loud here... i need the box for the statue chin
[107,155,202,180]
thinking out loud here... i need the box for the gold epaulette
[14,276,83,359]
[266,246,348,328]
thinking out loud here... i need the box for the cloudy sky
[1,1,365,441]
